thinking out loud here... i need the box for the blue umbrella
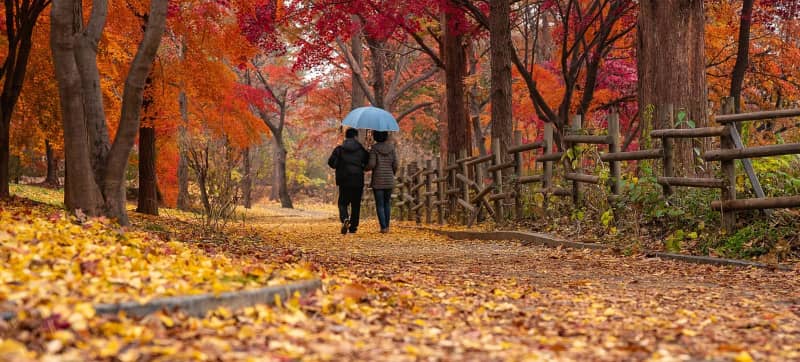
[341,106,399,132]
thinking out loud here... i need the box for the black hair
[345,128,358,139]
[373,131,389,143]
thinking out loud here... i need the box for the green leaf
[676,110,688,125]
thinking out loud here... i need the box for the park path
[232,212,800,361]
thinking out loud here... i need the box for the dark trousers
[373,188,392,230]
[338,186,363,231]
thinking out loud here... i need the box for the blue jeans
[373,189,392,230]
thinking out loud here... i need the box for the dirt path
[252,217,800,361]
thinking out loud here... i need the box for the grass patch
[9,183,65,207]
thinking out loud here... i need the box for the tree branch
[335,37,377,105]
[396,102,434,122]
[385,66,439,109]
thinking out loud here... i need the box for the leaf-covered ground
[2,192,799,361]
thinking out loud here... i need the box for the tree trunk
[51,0,105,215]
[438,88,449,160]
[136,74,158,215]
[241,147,252,209]
[490,0,513,160]
[0,121,8,197]
[637,0,707,177]
[729,0,754,114]
[197,168,211,216]
[1,0,47,198]
[272,133,293,209]
[177,91,191,210]
[467,41,487,156]
[136,126,158,215]
[350,17,366,110]
[443,6,471,156]
[45,140,59,186]
[51,0,168,224]
[367,37,386,109]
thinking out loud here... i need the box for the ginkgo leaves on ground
[2,199,799,361]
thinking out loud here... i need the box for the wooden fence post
[425,159,433,224]
[720,98,737,233]
[448,153,456,223]
[608,110,621,196]
[513,131,523,220]
[571,115,582,206]
[459,149,470,225]
[398,166,407,221]
[661,104,675,196]
[492,138,505,225]
[437,156,445,225]
[543,123,554,209]
[415,158,423,224]
[406,162,415,221]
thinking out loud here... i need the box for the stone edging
[1,279,322,322]
[411,227,794,271]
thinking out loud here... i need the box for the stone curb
[1,279,321,322]
[410,226,794,271]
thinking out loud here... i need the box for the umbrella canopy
[342,106,399,132]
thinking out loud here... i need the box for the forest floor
[2,185,800,361]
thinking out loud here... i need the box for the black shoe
[348,228,357,234]
[341,219,349,235]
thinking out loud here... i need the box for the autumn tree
[241,62,316,209]
[50,0,168,224]
[12,14,62,186]
[458,0,636,151]
[0,0,51,197]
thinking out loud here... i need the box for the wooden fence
[365,98,800,232]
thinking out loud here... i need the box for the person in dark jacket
[328,128,370,234]
[366,131,398,233]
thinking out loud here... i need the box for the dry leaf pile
[2,197,800,361]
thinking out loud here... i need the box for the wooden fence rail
[366,99,800,233]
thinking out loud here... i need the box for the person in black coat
[328,128,370,234]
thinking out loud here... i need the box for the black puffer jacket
[328,139,369,187]
[366,142,397,189]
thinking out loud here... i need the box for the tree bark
[366,37,386,109]
[467,41,487,156]
[44,139,59,186]
[241,147,252,209]
[0,122,8,197]
[51,0,104,214]
[51,0,168,224]
[729,0,754,114]
[638,0,707,177]
[489,0,513,160]
[272,135,293,209]
[136,74,158,215]
[136,126,158,215]
[444,6,471,156]
[177,91,191,210]
[350,17,366,110]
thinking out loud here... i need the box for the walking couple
[327,128,397,234]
